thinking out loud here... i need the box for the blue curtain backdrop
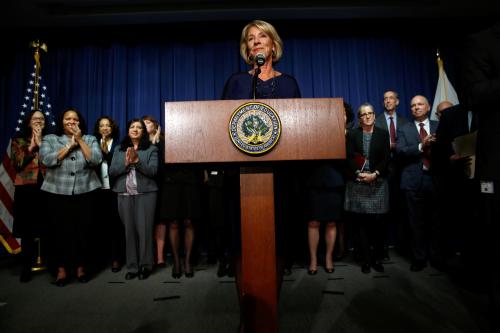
[0,34,442,152]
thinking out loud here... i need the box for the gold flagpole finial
[30,40,48,53]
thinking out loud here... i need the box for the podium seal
[229,102,281,155]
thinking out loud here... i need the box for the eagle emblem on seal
[229,102,281,155]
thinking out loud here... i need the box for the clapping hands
[152,125,161,144]
[126,147,139,166]
[29,125,43,152]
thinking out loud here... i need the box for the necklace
[256,71,276,98]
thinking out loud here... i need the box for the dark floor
[0,250,491,333]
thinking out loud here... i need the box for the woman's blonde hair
[239,20,283,65]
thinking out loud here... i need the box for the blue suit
[396,119,442,264]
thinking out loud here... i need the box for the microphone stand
[252,67,261,100]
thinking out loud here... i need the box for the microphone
[251,53,266,99]
[254,53,266,67]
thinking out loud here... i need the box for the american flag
[0,43,55,254]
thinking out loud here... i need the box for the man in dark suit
[460,21,500,333]
[432,104,479,264]
[396,95,441,272]
[375,90,409,259]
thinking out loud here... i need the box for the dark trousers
[479,186,500,333]
[96,189,125,265]
[118,192,157,273]
[46,191,96,270]
[405,174,441,262]
[353,213,384,264]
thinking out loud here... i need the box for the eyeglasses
[31,117,45,121]
[359,112,374,118]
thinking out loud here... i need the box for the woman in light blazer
[109,119,158,280]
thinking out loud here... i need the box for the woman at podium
[220,18,302,286]
[222,20,301,100]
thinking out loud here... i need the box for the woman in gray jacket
[109,119,158,280]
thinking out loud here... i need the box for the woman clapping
[109,119,158,280]
[40,108,102,286]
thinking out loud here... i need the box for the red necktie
[389,116,396,146]
[419,122,430,169]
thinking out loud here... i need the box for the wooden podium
[164,98,345,333]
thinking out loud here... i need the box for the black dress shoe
[226,262,235,278]
[172,265,181,279]
[383,248,390,261]
[55,277,69,287]
[371,262,384,273]
[185,269,194,278]
[410,261,427,272]
[138,268,151,280]
[217,262,228,277]
[430,260,446,272]
[307,268,318,275]
[155,262,167,269]
[125,272,138,280]
[111,262,122,273]
[19,269,32,283]
[361,263,371,274]
[324,267,335,274]
[77,274,91,283]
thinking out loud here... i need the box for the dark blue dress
[220,71,302,258]
[222,72,301,100]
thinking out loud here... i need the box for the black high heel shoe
[307,266,318,275]
[324,266,335,274]
[138,267,152,280]
[55,277,69,287]
[77,274,91,283]
[184,262,194,278]
[172,263,181,279]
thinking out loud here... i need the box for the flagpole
[29,40,47,111]
[28,40,48,272]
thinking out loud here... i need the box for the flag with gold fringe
[0,40,55,254]
[431,50,460,120]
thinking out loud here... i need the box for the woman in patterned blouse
[10,110,48,282]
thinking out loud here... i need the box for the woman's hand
[33,126,42,147]
[125,147,139,166]
[357,172,377,184]
[28,126,43,152]
[70,124,83,144]
[68,134,77,150]
[152,125,161,144]
[101,137,109,154]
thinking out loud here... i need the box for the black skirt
[159,167,203,220]
[305,186,343,222]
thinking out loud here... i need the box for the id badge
[480,181,494,194]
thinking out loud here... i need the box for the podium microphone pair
[252,53,266,99]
